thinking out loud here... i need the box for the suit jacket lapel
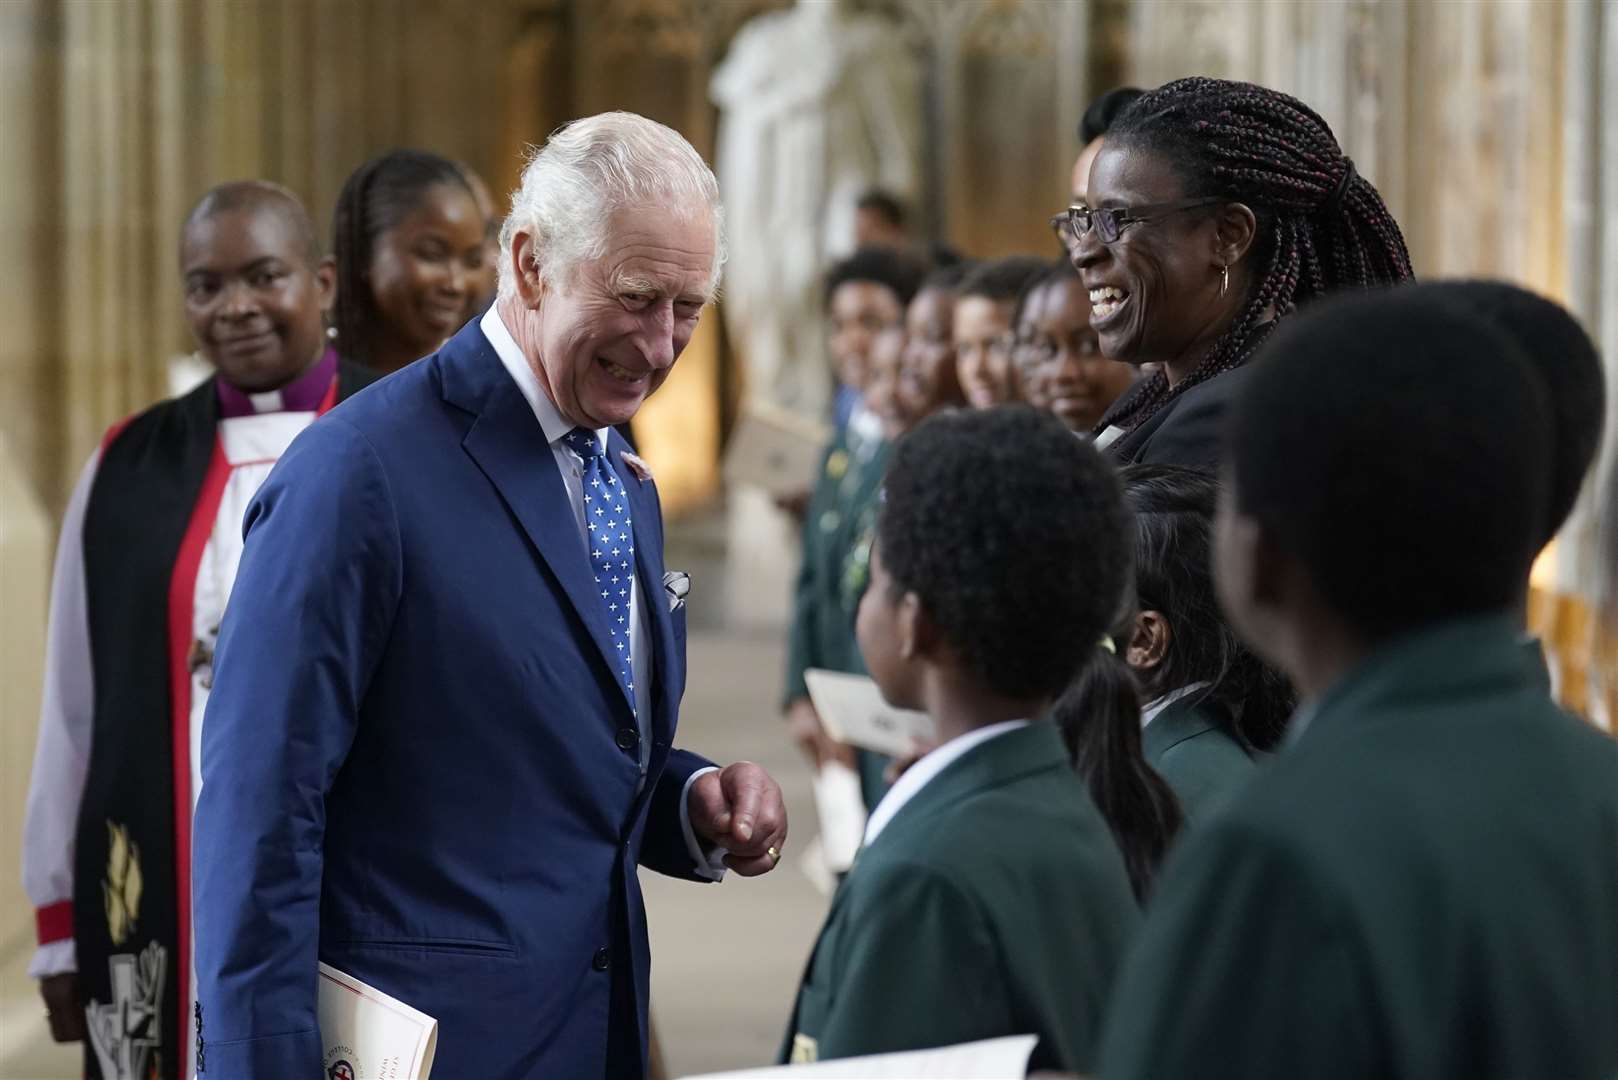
[612,433,677,753]
[444,327,626,699]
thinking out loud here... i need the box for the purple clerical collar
[215,346,337,419]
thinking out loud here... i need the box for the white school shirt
[1140,681,1214,728]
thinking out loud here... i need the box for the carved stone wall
[1,0,534,522]
[1128,0,1617,723]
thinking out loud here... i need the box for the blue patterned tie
[565,427,635,714]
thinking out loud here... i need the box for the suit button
[592,947,610,972]
[615,727,639,752]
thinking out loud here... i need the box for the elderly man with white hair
[192,113,788,1079]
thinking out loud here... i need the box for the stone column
[1561,0,1618,728]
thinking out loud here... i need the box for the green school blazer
[782,429,893,808]
[782,431,890,707]
[1141,693,1256,822]
[780,724,1140,1073]
[1101,614,1618,1079]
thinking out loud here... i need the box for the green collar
[1294,612,1538,748]
[1142,692,1231,759]
[870,723,1070,852]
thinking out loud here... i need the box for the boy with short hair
[781,407,1141,1073]
[1099,286,1618,1078]
[1422,280,1607,689]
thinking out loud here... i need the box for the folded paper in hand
[319,962,438,1080]
[723,400,831,497]
[803,669,937,758]
[812,761,867,874]
[679,1034,1037,1079]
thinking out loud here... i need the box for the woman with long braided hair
[331,149,487,373]
[1067,77,1413,466]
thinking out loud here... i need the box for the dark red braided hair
[1095,77,1414,436]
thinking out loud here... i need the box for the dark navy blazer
[192,319,713,1079]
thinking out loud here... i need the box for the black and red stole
[72,361,375,1079]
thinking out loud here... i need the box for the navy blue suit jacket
[193,320,713,1078]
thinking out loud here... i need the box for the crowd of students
[779,77,1618,1077]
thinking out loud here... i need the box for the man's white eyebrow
[613,273,659,294]
[610,270,714,305]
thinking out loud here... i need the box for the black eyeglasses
[1063,197,1224,244]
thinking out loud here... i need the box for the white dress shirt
[481,307,724,877]
[863,719,1030,846]
[1140,681,1213,729]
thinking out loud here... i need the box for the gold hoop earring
[1219,263,1230,297]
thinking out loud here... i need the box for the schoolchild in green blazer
[1418,281,1608,686]
[783,249,925,808]
[781,407,1150,1073]
[1100,288,1618,1078]
[1116,465,1292,821]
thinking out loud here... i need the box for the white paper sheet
[318,962,438,1080]
[804,669,937,758]
[811,760,868,873]
[680,1034,1038,1079]
[723,400,831,496]
[798,835,839,897]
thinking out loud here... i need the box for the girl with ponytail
[1059,464,1294,843]
[1052,617,1183,902]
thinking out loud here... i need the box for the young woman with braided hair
[331,149,487,374]
[1067,76,1413,467]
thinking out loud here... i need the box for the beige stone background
[1,1,1615,1076]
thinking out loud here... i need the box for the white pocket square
[663,570,690,612]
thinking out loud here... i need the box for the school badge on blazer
[790,1033,818,1064]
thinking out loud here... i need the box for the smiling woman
[331,149,489,374]
[1069,77,1415,467]
[179,183,334,393]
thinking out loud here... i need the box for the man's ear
[509,231,547,309]
[1213,201,1259,270]
[1126,610,1171,670]
[313,256,337,315]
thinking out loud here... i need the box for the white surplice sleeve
[22,447,101,979]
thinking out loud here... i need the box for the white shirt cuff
[679,766,729,881]
[29,939,76,980]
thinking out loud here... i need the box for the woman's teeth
[601,358,641,383]
[1088,286,1128,320]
